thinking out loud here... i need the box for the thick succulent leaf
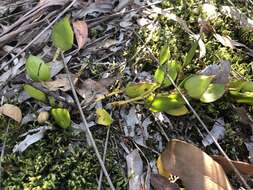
[51,108,71,128]
[230,91,253,106]
[154,61,179,87]
[146,93,188,116]
[23,85,46,102]
[241,81,253,92]
[200,84,225,103]
[159,45,170,64]
[52,17,74,51]
[96,108,113,126]
[228,80,246,91]
[184,75,213,99]
[125,82,157,98]
[26,55,50,81]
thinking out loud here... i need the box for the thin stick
[61,52,115,190]
[98,126,111,190]
[134,31,251,189]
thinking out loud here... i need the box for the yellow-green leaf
[25,55,50,81]
[96,108,113,126]
[159,45,170,64]
[200,84,225,103]
[51,108,71,128]
[52,17,74,51]
[154,61,179,87]
[241,81,253,93]
[23,85,46,102]
[146,93,188,116]
[230,91,253,106]
[125,82,157,98]
[228,80,246,91]
[184,75,213,99]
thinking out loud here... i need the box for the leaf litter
[1,0,253,189]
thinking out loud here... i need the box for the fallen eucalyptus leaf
[212,155,253,177]
[0,104,22,123]
[200,84,225,103]
[26,55,50,81]
[214,34,235,49]
[51,108,71,129]
[245,143,253,164]
[52,17,74,51]
[202,118,225,147]
[151,174,179,190]
[126,149,144,190]
[13,126,50,153]
[73,20,88,50]
[199,60,231,84]
[96,108,113,126]
[158,139,233,190]
[184,75,213,99]
[23,84,47,102]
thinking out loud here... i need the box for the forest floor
[0,0,253,189]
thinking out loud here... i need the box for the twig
[133,31,251,189]
[61,52,115,190]
[98,126,111,190]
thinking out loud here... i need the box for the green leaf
[125,82,157,98]
[154,61,179,87]
[146,93,188,116]
[25,55,50,81]
[159,45,170,64]
[230,91,253,106]
[52,17,74,51]
[184,75,213,99]
[51,108,71,128]
[96,108,113,126]
[241,81,253,92]
[183,40,198,66]
[228,80,246,91]
[23,85,47,102]
[200,84,225,103]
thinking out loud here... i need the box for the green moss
[0,118,127,190]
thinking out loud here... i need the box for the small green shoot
[51,108,71,128]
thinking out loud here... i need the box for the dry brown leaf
[0,104,22,123]
[212,155,253,177]
[151,174,179,190]
[76,79,109,102]
[73,20,88,50]
[42,74,76,91]
[158,139,233,190]
[214,34,235,49]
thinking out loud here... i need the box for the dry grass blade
[133,30,251,189]
[60,52,115,190]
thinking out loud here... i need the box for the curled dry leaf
[37,111,49,124]
[212,155,253,177]
[73,20,88,50]
[158,139,233,190]
[0,104,22,123]
[214,34,235,49]
[151,174,180,190]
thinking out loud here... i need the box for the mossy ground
[0,117,127,190]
